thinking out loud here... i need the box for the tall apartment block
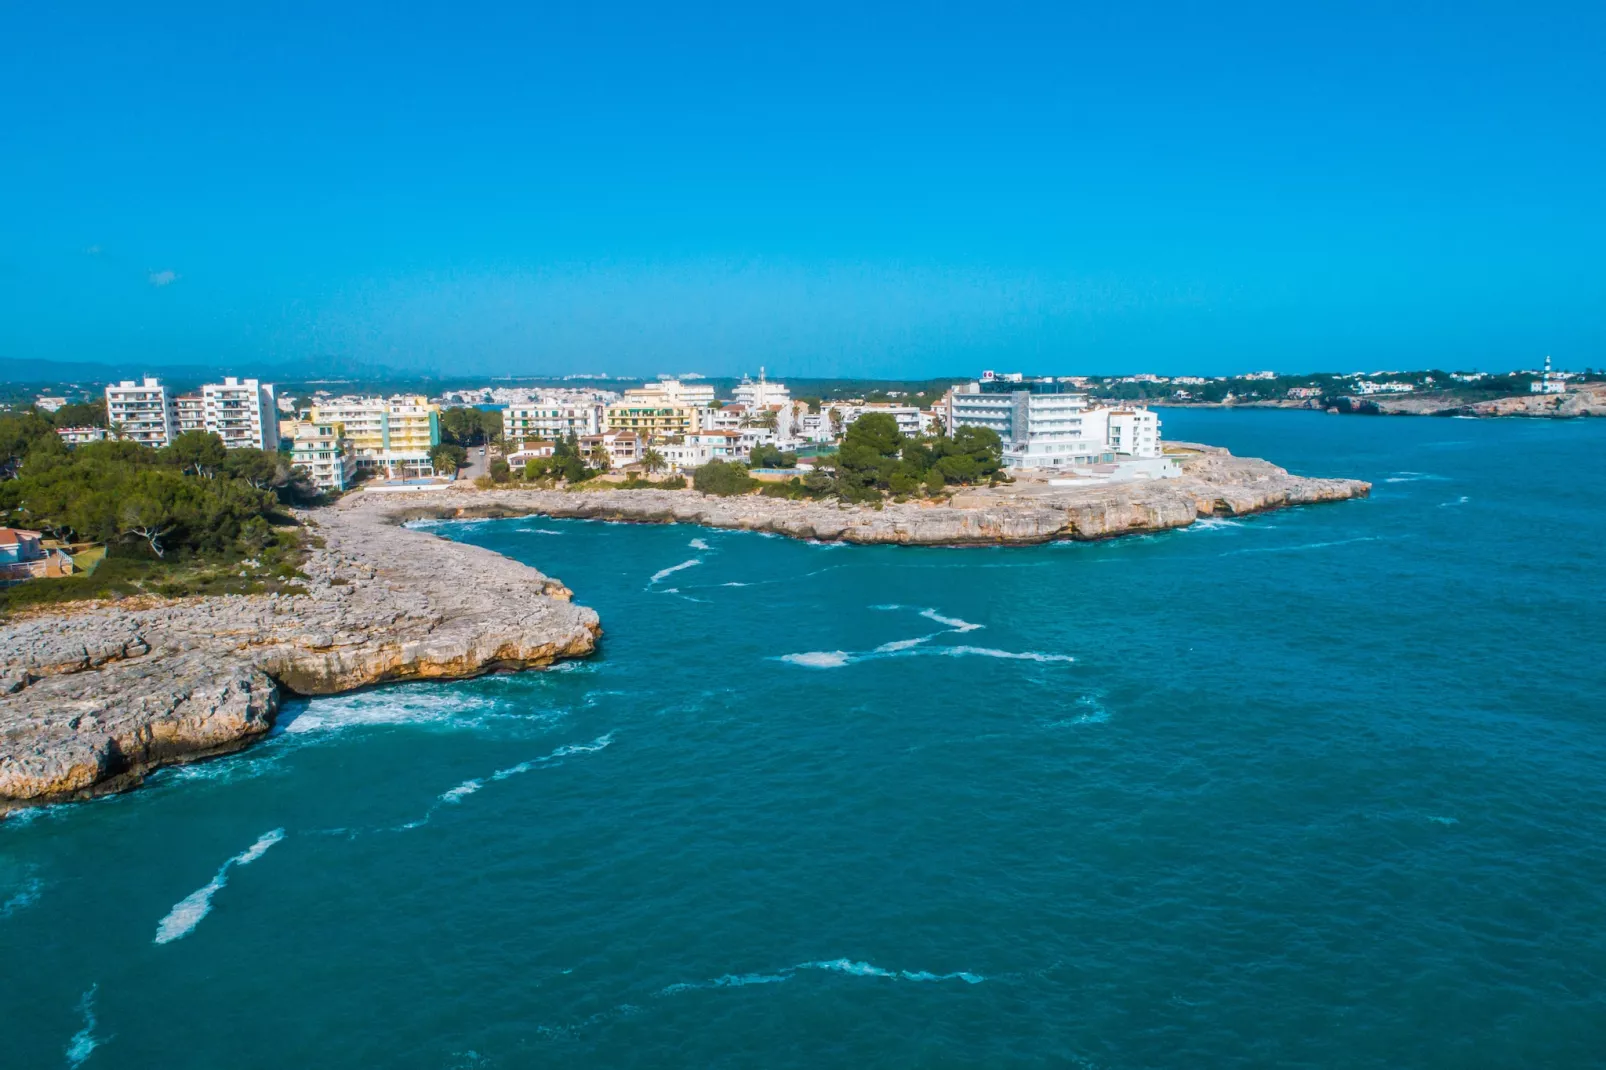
[105,378,178,447]
[105,376,279,450]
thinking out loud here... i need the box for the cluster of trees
[440,406,503,446]
[690,414,1004,501]
[830,413,1003,501]
[0,431,292,560]
[514,434,602,485]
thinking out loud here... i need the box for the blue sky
[2,1,1603,378]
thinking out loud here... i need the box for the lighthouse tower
[1532,355,1566,395]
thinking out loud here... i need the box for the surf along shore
[0,441,1364,812]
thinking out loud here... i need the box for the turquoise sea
[4,410,1605,1068]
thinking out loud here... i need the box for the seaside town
[0,356,1592,595]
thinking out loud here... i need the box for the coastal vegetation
[690,414,1003,502]
[0,414,310,611]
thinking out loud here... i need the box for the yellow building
[309,395,441,478]
[604,379,713,438]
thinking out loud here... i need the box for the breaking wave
[398,734,616,828]
[277,689,505,737]
[918,608,983,632]
[1045,695,1111,727]
[65,984,101,1068]
[1439,496,1470,508]
[688,538,710,550]
[1383,472,1447,483]
[650,559,702,584]
[1183,517,1246,532]
[154,829,285,944]
[781,651,852,669]
[779,607,1068,668]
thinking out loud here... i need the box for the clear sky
[2,2,1602,379]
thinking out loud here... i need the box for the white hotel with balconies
[946,372,1162,468]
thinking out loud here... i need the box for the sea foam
[1,875,43,918]
[154,829,285,944]
[65,984,100,1068]
[688,537,711,550]
[650,559,702,584]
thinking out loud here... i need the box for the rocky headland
[0,441,1365,813]
[0,505,600,812]
[1328,384,1606,418]
[376,442,1369,545]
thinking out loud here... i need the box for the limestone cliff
[0,505,600,810]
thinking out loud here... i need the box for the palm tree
[642,448,666,475]
[588,444,612,471]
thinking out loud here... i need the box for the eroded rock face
[0,505,600,810]
[369,443,1370,546]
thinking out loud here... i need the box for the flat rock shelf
[0,505,601,811]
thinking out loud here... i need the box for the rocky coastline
[1160,383,1606,418]
[378,442,1369,545]
[0,441,1365,813]
[0,504,601,812]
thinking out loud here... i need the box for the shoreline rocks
[0,504,600,812]
[363,442,1370,546]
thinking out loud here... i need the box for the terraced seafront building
[310,395,442,479]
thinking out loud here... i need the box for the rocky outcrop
[0,505,600,811]
[1331,384,1606,418]
[362,443,1368,546]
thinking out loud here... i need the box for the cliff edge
[0,505,600,811]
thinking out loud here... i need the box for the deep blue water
[4,410,1605,1068]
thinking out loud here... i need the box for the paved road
[457,446,491,481]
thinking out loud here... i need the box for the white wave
[279,689,500,737]
[0,875,43,918]
[1426,815,1460,826]
[721,581,751,587]
[874,636,934,653]
[919,608,983,632]
[799,959,984,983]
[688,537,710,550]
[1182,517,1245,531]
[154,829,285,944]
[936,646,1075,663]
[440,780,482,803]
[870,603,905,611]
[781,651,852,668]
[521,527,564,535]
[1223,536,1381,556]
[650,559,702,584]
[65,984,101,1068]
[1438,496,1470,508]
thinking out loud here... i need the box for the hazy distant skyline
[3,2,1603,378]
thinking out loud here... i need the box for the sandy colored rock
[367,442,1369,546]
[0,504,600,810]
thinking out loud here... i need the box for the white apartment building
[55,426,108,445]
[34,396,67,412]
[107,376,278,450]
[732,370,791,410]
[105,378,178,447]
[202,378,278,450]
[947,372,1162,467]
[836,403,925,437]
[626,377,716,407]
[290,421,356,491]
[173,393,206,434]
[503,399,605,443]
